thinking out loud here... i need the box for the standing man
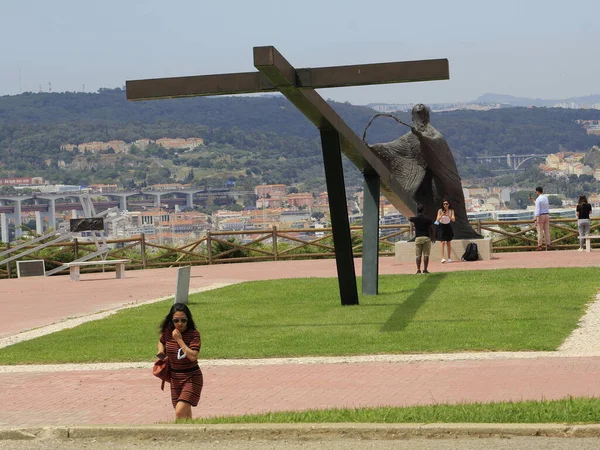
[531,186,551,251]
[409,204,436,273]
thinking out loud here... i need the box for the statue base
[394,238,493,263]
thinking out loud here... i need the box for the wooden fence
[0,217,596,279]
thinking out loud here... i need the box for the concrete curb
[2,423,600,441]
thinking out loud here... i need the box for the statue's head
[411,104,430,126]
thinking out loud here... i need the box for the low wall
[394,238,493,263]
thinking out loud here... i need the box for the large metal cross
[126,46,449,306]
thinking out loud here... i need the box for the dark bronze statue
[368,104,481,239]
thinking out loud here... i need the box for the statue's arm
[410,127,423,140]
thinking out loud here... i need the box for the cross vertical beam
[254,47,361,306]
[320,129,358,305]
[362,168,380,295]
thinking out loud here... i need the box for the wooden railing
[0,217,596,279]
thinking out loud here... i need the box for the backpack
[461,242,479,261]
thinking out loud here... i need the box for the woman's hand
[172,329,183,344]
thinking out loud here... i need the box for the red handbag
[153,356,171,391]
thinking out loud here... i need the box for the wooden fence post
[140,233,147,269]
[73,238,79,260]
[207,231,213,265]
[477,219,482,234]
[272,225,278,261]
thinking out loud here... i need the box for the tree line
[1,89,599,190]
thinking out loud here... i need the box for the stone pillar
[49,199,56,230]
[119,195,127,211]
[155,194,162,209]
[186,193,194,208]
[0,213,8,243]
[14,200,22,239]
[35,211,44,235]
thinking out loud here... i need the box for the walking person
[156,303,203,421]
[576,194,592,251]
[436,199,455,262]
[409,204,436,273]
[530,186,551,251]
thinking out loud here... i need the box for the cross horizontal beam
[126,59,449,101]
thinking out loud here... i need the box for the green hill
[1,88,599,191]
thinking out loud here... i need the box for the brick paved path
[2,356,600,426]
[1,252,600,426]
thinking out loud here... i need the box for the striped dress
[160,328,203,408]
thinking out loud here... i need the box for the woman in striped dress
[156,303,203,420]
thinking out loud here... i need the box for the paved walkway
[1,252,600,426]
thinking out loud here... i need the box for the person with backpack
[409,204,436,274]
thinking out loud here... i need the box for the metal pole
[174,266,191,305]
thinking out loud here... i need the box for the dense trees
[1,89,599,193]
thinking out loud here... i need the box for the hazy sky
[1,0,597,105]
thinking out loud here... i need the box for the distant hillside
[474,93,600,107]
[0,89,600,189]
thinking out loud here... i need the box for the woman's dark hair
[579,195,588,205]
[159,303,197,333]
[441,199,451,209]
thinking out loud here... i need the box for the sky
[0,0,598,105]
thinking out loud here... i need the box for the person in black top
[408,204,436,274]
[576,194,592,251]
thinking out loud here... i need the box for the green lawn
[1,268,598,365]
[188,397,600,424]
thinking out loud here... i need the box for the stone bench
[579,235,600,252]
[63,259,131,281]
[395,238,493,263]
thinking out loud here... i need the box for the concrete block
[394,238,493,264]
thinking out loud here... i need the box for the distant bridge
[465,154,548,170]
[0,189,254,242]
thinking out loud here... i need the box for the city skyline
[1,0,598,106]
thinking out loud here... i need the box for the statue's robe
[369,123,481,240]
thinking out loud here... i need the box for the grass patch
[188,397,600,424]
[1,268,598,364]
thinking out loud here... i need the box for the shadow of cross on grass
[381,273,448,332]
